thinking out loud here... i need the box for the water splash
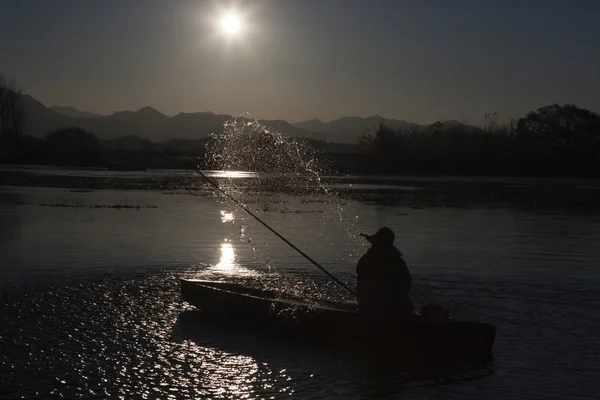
[205,113,330,196]
[201,114,366,299]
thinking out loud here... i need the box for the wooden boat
[180,279,496,361]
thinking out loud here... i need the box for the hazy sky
[1,0,599,124]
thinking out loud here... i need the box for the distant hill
[51,105,103,119]
[23,96,315,142]
[258,119,316,139]
[170,111,231,142]
[20,94,476,145]
[293,115,422,142]
[22,95,73,137]
[102,106,172,142]
[291,118,327,133]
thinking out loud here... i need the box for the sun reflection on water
[215,241,236,271]
[209,170,257,179]
[211,241,257,276]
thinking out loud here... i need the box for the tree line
[356,105,600,177]
[0,74,26,161]
[13,127,203,170]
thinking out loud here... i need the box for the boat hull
[180,279,495,361]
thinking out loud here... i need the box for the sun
[221,13,241,35]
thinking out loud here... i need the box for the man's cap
[360,227,395,245]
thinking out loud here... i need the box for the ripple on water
[0,270,498,399]
[0,273,299,399]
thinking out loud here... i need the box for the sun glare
[221,13,241,35]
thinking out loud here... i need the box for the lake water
[1,169,600,399]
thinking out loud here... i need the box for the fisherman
[356,227,413,321]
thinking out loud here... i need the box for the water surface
[1,174,600,399]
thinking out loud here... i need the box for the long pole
[196,168,357,298]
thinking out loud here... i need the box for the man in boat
[356,227,413,321]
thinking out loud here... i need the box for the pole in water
[195,167,357,298]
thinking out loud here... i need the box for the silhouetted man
[356,227,413,321]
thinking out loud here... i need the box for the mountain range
[21,94,453,145]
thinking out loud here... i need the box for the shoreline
[2,169,600,211]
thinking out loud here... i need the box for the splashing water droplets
[206,114,329,196]
[202,114,365,299]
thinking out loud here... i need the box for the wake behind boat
[180,279,496,362]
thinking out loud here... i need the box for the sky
[1,0,599,124]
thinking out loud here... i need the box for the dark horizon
[1,0,599,125]
[21,91,600,127]
[38,98,441,126]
